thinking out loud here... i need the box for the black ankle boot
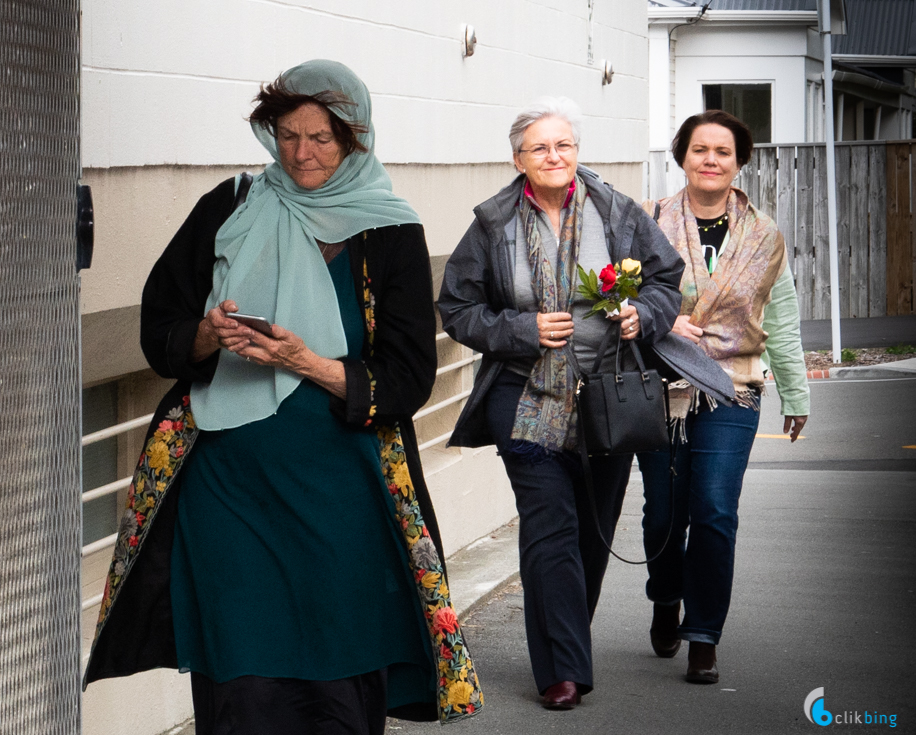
[685,641,718,684]
[649,602,681,658]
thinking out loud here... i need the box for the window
[703,83,772,144]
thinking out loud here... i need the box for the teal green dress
[171,250,433,708]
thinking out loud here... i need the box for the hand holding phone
[226,313,274,337]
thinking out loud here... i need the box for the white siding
[82,0,650,168]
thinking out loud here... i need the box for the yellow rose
[447,681,475,707]
[621,258,642,275]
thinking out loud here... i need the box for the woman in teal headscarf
[83,60,482,733]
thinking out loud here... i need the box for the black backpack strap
[653,201,661,222]
[232,171,253,212]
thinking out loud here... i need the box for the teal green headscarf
[191,60,421,431]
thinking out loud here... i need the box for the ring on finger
[549,331,554,339]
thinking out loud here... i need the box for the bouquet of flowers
[576,258,642,318]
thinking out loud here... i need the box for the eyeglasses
[517,142,578,159]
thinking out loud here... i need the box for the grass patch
[886,344,916,355]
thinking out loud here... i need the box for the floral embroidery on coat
[361,253,378,425]
[379,424,484,722]
[91,398,199,643]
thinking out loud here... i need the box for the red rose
[467,704,475,714]
[129,536,139,547]
[135,512,146,526]
[174,420,184,431]
[440,643,454,660]
[175,446,184,457]
[433,606,459,635]
[599,264,617,293]
[182,395,190,406]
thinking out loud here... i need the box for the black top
[696,213,728,273]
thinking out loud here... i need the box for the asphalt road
[391,376,916,734]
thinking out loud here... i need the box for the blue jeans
[637,398,760,645]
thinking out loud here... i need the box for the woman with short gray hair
[438,97,720,709]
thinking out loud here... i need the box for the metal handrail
[82,476,131,504]
[413,390,472,420]
[82,413,153,447]
[417,431,453,452]
[82,532,117,558]
[82,592,104,612]
[436,354,481,376]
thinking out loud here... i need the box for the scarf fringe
[667,381,761,442]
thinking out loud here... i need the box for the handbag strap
[232,171,253,212]
[577,409,677,565]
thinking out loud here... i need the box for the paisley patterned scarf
[650,187,787,418]
[509,176,587,456]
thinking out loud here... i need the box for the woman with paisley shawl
[638,110,810,685]
[83,60,482,734]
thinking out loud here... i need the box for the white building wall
[82,0,648,169]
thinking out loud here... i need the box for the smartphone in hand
[226,313,274,336]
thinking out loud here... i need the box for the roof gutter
[648,9,819,25]
[833,54,916,68]
[828,69,914,96]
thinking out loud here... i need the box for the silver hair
[508,97,583,154]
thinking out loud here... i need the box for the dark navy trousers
[486,370,631,695]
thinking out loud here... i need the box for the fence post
[814,146,831,319]
[848,146,869,317]
[886,142,913,315]
[869,145,888,316]
[796,146,816,319]
[835,145,851,318]
[777,146,797,278]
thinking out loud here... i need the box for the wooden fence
[648,141,916,319]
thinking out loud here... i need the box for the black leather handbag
[575,327,670,457]
[573,324,675,565]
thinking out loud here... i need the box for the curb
[766,366,916,381]
[767,369,831,381]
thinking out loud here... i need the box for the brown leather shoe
[650,602,682,658]
[685,642,718,684]
[542,681,581,710]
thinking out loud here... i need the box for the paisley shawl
[647,187,787,410]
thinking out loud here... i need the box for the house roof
[831,0,916,56]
